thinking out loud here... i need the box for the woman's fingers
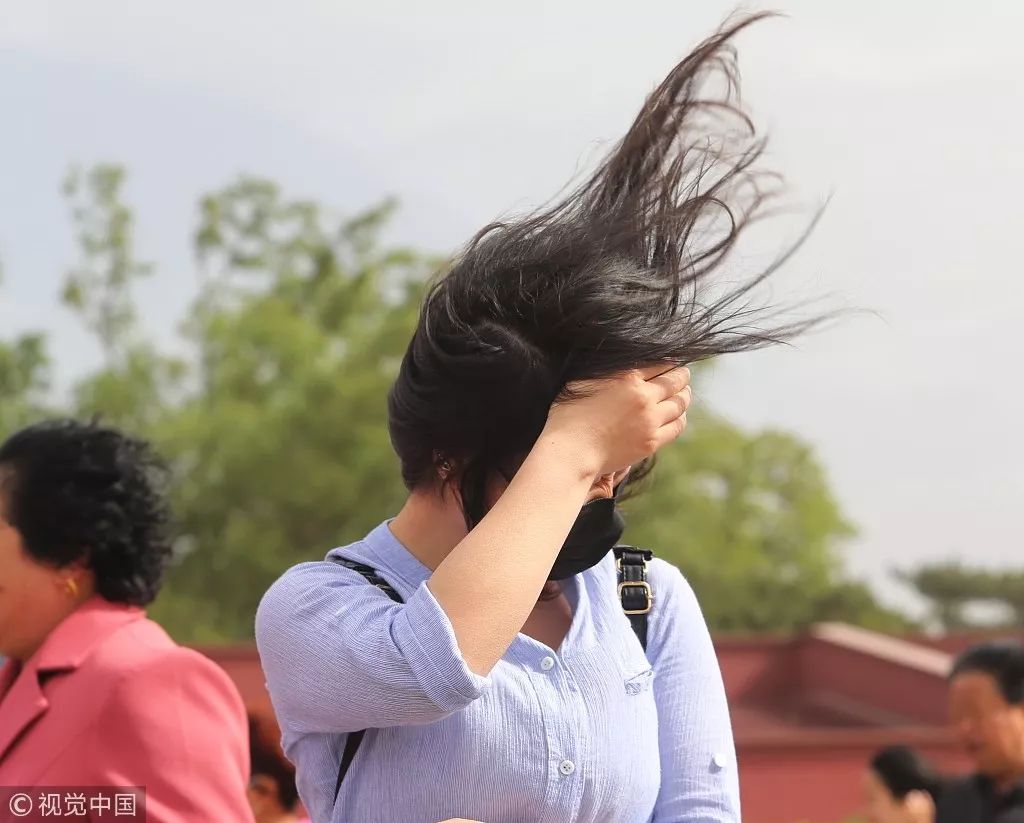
[644,365,690,400]
[549,365,694,475]
[655,386,692,426]
[654,412,688,449]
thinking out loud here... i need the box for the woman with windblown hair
[257,14,821,823]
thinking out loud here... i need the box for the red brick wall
[738,735,969,823]
[716,637,799,704]
[797,636,949,725]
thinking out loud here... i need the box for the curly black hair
[0,419,173,606]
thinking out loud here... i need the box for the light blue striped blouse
[255,521,740,823]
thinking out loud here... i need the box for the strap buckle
[617,580,654,615]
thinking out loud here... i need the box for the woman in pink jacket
[0,419,253,822]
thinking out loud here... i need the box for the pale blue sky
[2,0,1022,609]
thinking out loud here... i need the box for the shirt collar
[32,596,145,672]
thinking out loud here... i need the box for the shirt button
[540,656,555,671]
[711,753,728,771]
[559,759,576,776]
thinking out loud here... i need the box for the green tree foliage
[626,419,908,633]
[59,164,185,432]
[900,561,1024,631]
[0,341,51,435]
[0,164,910,641]
[61,165,152,360]
[148,179,435,640]
[0,258,53,432]
[987,574,1024,627]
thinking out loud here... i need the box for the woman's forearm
[427,432,597,675]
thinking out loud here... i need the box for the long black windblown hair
[389,13,826,525]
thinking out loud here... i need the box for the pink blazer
[0,597,255,822]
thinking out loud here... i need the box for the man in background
[936,641,1024,822]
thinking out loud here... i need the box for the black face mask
[548,491,625,581]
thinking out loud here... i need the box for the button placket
[529,653,576,823]
[552,658,581,786]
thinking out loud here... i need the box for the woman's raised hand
[426,364,691,677]
[543,365,692,477]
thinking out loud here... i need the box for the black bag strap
[329,557,403,805]
[331,557,402,602]
[613,545,654,652]
[328,549,655,804]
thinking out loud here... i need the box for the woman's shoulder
[86,632,249,770]
[95,615,234,681]
[81,616,245,721]
[258,544,381,613]
[78,607,179,674]
[589,551,704,635]
[589,551,696,610]
[643,556,712,643]
[255,539,404,653]
[647,556,696,604]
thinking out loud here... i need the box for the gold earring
[63,577,79,598]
